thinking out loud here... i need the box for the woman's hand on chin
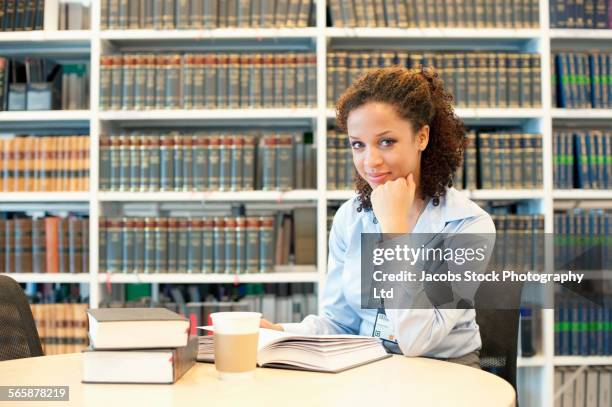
[370,173,416,234]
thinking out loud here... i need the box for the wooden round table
[0,353,515,406]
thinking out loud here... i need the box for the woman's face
[346,101,429,189]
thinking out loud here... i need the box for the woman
[262,66,495,368]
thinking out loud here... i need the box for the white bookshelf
[0,1,610,406]
[0,273,92,283]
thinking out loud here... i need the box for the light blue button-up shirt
[281,187,496,358]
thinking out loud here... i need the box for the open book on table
[197,327,391,373]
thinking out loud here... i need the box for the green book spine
[295,53,307,107]
[192,55,205,108]
[507,53,520,107]
[261,54,273,107]
[139,134,150,191]
[106,219,122,273]
[187,219,202,273]
[144,54,156,109]
[110,55,123,110]
[245,217,259,273]
[236,0,251,28]
[242,136,256,190]
[327,130,337,189]
[192,134,208,191]
[167,218,178,273]
[251,54,263,107]
[99,136,111,191]
[530,54,541,107]
[98,218,107,273]
[160,134,174,191]
[224,218,236,273]
[132,219,144,274]
[143,218,155,273]
[99,56,112,109]
[155,55,167,109]
[293,132,304,189]
[202,219,213,273]
[133,55,146,109]
[238,54,250,107]
[262,135,277,190]
[208,135,220,189]
[171,132,183,191]
[201,54,215,107]
[217,54,229,107]
[306,53,316,107]
[121,218,134,273]
[154,218,168,273]
[182,134,193,191]
[213,217,225,274]
[230,136,243,191]
[118,135,131,191]
[227,54,240,108]
[166,54,181,109]
[182,54,193,109]
[259,216,274,273]
[148,135,161,190]
[128,133,141,191]
[285,53,297,107]
[109,137,120,191]
[235,217,246,274]
[466,54,478,107]
[118,0,128,29]
[219,135,232,191]
[519,54,532,107]
[478,133,492,189]
[277,134,293,190]
[176,219,188,273]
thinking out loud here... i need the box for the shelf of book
[326,108,544,120]
[98,190,320,202]
[553,356,612,367]
[0,110,91,122]
[96,269,319,284]
[0,192,91,202]
[518,355,547,368]
[549,29,612,40]
[552,190,612,200]
[1,273,92,283]
[0,30,92,43]
[98,109,319,121]
[325,28,542,39]
[100,28,319,40]
[551,109,612,120]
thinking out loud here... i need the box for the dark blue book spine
[585,131,595,188]
[561,298,570,355]
[571,300,580,355]
[589,304,598,355]
[556,54,568,108]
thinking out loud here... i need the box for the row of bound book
[553,129,612,190]
[0,57,89,111]
[454,131,543,190]
[554,209,610,270]
[490,214,545,271]
[99,211,316,275]
[549,0,612,29]
[554,366,611,407]
[100,0,314,29]
[30,302,89,355]
[0,0,45,31]
[554,294,612,356]
[99,130,316,192]
[328,0,539,28]
[326,129,355,191]
[99,52,317,110]
[553,52,612,109]
[327,51,542,108]
[1,216,89,274]
[0,135,89,192]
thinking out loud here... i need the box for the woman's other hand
[260,318,284,331]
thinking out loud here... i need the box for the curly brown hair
[336,65,467,212]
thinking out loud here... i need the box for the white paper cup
[210,312,261,380]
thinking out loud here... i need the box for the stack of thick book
[83,308,197,384]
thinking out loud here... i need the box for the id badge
[372,310,396,342]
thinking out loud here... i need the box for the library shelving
[0,1,610,406]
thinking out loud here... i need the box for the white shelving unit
[0,1,610,406]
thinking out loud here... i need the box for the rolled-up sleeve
[386,213,496,357]
[281,204,361,335]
